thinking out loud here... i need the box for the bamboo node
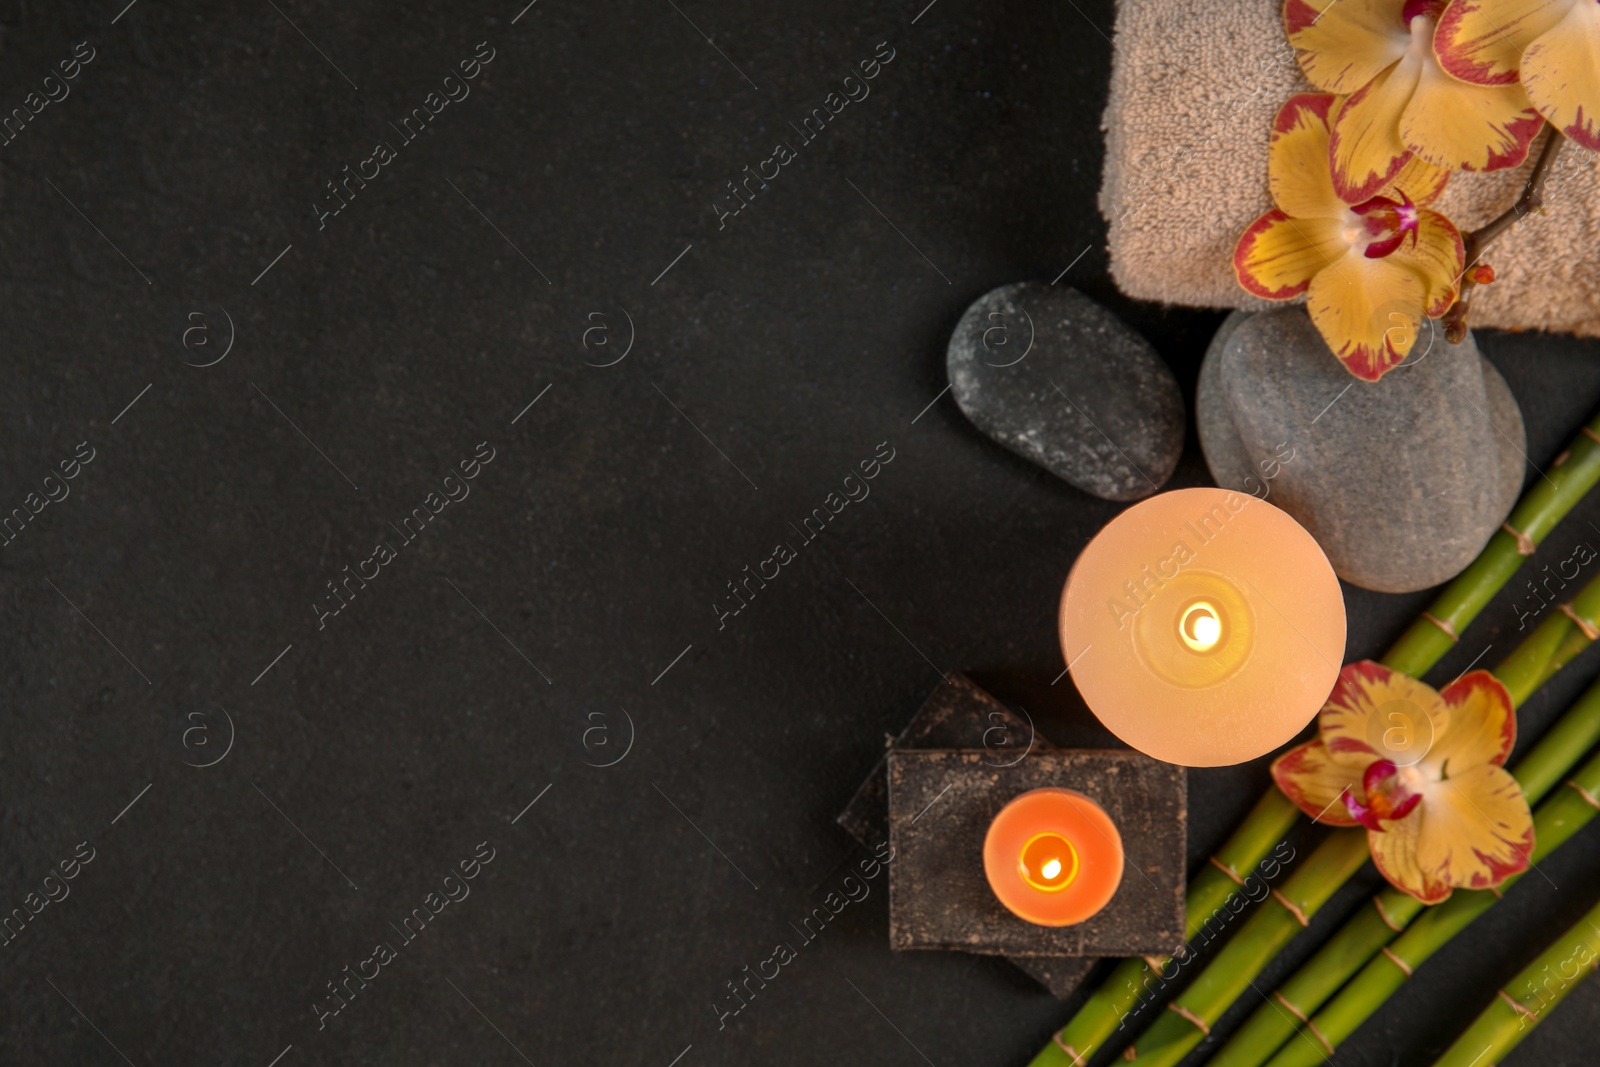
[1372,895,1404,932]
[1123,1047,1137,1062]
[1498,988,1537,1020]
[1166,1002,1211,1036]
[1584,424,1600,446]
[1272,991,1309,1024]
[1554,449,1572,468]
[1208,854,1245,886]
[1381,945,1414,978]
[1142,955,1166,974]
[1558,602,1600,641]
[1271,889,1310,927]
[1501,522,1536,556]
[1304,1018,1335,1056]
[1567,779,1600,811]
[1421,611,1459,642]
[1052,1033,1089,1065]
[1489,885,1504,899]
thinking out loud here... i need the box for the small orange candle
[1060,488,1346,767]
[984,788,1123,926]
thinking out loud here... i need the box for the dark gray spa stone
[947,282,1184,501]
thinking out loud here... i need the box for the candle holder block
[837,674,1187,998]
[837,672,1049,850]
[838,675,1098,997]
[888,749,1185,957]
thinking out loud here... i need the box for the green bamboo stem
[1263,743,1600,1067]
[1120,830,1367,1066]
[1120,582,1600,1067]
[1208,667,1600,1067]
[1432,896,1600,1067]
[1384,407,1600,672]
[1037,792,1302,1067]
[1493,569,1600,706]
[1028,407,1600,1067]
[1206,899,1419,1067]
[1185,792,1303,932]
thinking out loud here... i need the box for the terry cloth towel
[1099,0,1600,337]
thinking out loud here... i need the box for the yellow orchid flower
[1286,0,1544,200]
[1271,661,1534,904]
[1435,0,1600,151]
[1234,94,1464,381]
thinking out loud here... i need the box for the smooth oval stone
[1196,310,1256,492]
[1196,308,1525,593]
[946,283,1183,501]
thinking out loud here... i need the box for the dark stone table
[6,2,1600,1065]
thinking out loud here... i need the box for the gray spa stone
[947,282,1183,501]
[1196,308,1525,593]
[1196,310,1257,492]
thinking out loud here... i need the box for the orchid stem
[1444,126,1567,344]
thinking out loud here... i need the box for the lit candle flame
[1180,600,1223,652]
[1019,831,1079,893]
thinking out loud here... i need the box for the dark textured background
[5,1,1600,1065]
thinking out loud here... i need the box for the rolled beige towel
[1100,0,1600,336]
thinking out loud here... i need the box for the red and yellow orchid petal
[1270,94,1349,218]
[1521,1,1600,151]
[1318,661,1449,767]
[1412,764,1534,893]
[1286,0,1413,94]
[1382,149,1452,206]
[1306,249,1430,380]
[1424,669,1517,775]
[1400,57,1544,171]
[1331,56,1421,201]
[1435,0,1573,87]
[1390,207,1465,317]
[1368,814,1454,903]
[1271,740,1366,826]
[1234,210,1351,300]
